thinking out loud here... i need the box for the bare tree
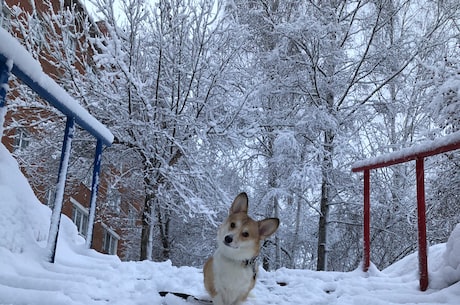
[87,0,249,261]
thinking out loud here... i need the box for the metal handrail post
[0,60,11,136]
[47,115,75,263]
[85,139,103,249]
[363,169,371,272]
[416,158,428,291]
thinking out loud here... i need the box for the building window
[107,187,121,213]
[46,188,56,208]
[71,198,88,237]
[128,205,137,227]
[103,226,119,255]
[82,174,92,188]
[13,129,30,151]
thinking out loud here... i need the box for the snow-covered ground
[1,142,460,305]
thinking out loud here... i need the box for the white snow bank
[0,143,50,254]
[0,142,460,304]
[0,142,116,261]
[429,224,460,289]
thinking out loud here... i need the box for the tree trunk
[273,195,281,269]
[291,198,302,268]
[317,129,334,271]
[156,204,171,260]
[139,150,181,261]
[147,203,155,260]
[267,126,280,270]
[140,194,152,260]
[262,240,270,270]
[316,1,337,270]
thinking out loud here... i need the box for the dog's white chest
[212,251,255,305]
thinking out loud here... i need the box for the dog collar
[244,256,257,267]
[244,256,258,279]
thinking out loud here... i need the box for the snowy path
[1,143,460,305]
[1,243,460,305]
[0,247,202,305]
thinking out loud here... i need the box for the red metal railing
[352,131,460,291]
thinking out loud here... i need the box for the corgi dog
[204,193,279,305]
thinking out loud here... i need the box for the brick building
[1,0,142,260]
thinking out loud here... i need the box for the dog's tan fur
[203,193,279,305]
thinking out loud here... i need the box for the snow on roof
[352,130,460,172]
[0,28,113,146]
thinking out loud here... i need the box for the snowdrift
[0,142,111,260]
[1,142,460,305]
[0,142,51,255]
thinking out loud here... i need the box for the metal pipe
[416,158,428,291]
[363,169,370,272]
[85,139,103,249]
[47,116,75,263]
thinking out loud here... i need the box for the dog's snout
[224,235,233,244]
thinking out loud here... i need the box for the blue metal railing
[0,60,9,108]
[0,28,114,263]
[0,53,113,146]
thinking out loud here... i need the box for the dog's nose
[224,235,233,244]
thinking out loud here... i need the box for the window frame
[13,128,31,151]
[70,197,89,237]
[102,223,119,255]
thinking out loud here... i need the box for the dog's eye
[242,232,249,238]
[230,222,236,229]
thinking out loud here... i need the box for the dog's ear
[230,192,248,214]
[258,218,279,239]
